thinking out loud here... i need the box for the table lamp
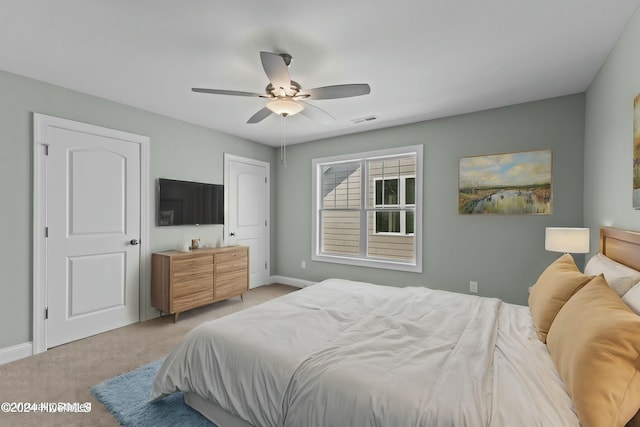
[545,227,590,254]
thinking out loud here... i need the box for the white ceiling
[1,1,638,147]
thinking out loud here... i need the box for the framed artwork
[459,149,552,215]
[634,93,640,209]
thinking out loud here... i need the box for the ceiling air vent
[351,115,377,124]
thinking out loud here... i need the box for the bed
[150,227,640,427]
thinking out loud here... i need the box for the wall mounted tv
[157,178,224,226]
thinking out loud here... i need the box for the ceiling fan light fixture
[193,52,370,124]
[266,98,304,117]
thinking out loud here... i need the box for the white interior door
[225,154,270,288]
[38,116,144,348]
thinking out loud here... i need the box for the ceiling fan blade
[192,88,263,97]
[247,107,273,124]
[260,51,291,93]
[299,101,335,124]
[304,84,371,100]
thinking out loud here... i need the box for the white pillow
[622,282,640,315]
[584,253,640,297]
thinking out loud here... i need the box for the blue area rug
[91,358,215,427]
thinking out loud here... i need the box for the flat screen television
[157,178,224,226]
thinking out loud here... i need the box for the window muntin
[312,145,422,272]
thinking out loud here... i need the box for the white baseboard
[270,275,315,288]
[0,342,33,366]
[249,278,271,290]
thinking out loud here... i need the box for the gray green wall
[0,69,276,349]
[275,94,586,305]
[584,6,640,248]
[0,61,593,351]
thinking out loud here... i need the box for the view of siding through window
[320,155,416,263]
[321,162,362,255]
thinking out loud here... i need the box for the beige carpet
[0,284,297,426]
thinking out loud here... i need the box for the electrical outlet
[301,260,306,269]
[469,281,478,293]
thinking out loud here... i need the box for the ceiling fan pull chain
[281,114,287,167]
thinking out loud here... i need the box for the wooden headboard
[600,227,640,271]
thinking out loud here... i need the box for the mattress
[150,278,579,426]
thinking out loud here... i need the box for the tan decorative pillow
[547,275,640,427]
[528,253,594,342]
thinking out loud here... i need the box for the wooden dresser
[151,246,249,321]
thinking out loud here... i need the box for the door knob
[130,239,140,245]
[230,232,236,237]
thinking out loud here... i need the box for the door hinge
[45,227,48,237]
[265,177,267,183]
[44,144,49,155]
[45,307,48,319]
[265,220,267,227]
[265,262,268,269]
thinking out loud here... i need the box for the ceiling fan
[192,51,371,124]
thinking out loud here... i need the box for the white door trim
[223,153,271,286]
[32,113,150,354]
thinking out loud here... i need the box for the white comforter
[150,279,578,427]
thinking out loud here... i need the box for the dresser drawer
[173,256,213,280]
[216,248,247,263]
[173,287,214,313]
[216,269,248,288]
[215,277,248,300]
[216,252,248,273]
[173,276,213,299]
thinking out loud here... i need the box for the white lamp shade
[545,227,590,253]
[266,98,304,116]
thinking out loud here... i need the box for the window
[374,176,415,235]
[312,145,423,272]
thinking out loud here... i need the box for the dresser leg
[240,294,244,301]
[174,312,180,323]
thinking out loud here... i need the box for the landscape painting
[634,93,640,209]
[459,149,552,215]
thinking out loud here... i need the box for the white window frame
[311,145,423,273]
[373,175,416,235]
